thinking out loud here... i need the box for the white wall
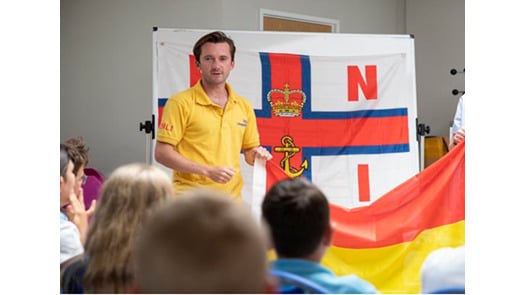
[406,0,465,138]
[61,0,462,176]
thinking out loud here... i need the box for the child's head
[83,163,174,293]
[262,177,331,258]
[133,188,269,293]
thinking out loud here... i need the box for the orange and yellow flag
[265,141,465,294]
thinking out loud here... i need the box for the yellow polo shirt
[156,81,260,199]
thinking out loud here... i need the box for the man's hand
[207,166,236,184]
[64,187,90,245]
[453,128,465,145]
[244,146,273,166]
[449,128,465,150]
[252,146,273,161]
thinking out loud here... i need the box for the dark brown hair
[60,143,81,177]
[192,31,236,62]
[262,177,330,258]
[63,136,89,175]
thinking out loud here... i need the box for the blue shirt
[271,259,378,294]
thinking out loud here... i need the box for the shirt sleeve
[157,95,190,146]
[242,101,261,150]
[452,95,464,135]
[60,219,84,264]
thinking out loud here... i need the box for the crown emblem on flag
[267,83,306,117]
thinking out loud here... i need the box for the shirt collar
[194,80,238,105]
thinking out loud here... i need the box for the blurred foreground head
[262,177,330,259]
[421,246,465,294]
[84,163,174,293]
[133,188,270,293]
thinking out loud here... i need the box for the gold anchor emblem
[274,135,308,178]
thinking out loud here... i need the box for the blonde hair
[134,188,268,293]
[83,163,174,293]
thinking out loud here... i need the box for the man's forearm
[155,142,209,176]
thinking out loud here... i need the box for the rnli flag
[248,51,417,210]
[154,29,419,208]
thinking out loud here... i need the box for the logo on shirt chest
[237,119,248,127]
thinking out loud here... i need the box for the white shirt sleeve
[452,95,465,135]
[60,218,84,264]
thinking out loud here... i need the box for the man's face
[196,42,235,86]
[73,165,86,197]
[60,160,76,207]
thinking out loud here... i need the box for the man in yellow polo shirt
[155,31,272,199]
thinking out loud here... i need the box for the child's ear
[260,219,274,251]
[323,223,334,246]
